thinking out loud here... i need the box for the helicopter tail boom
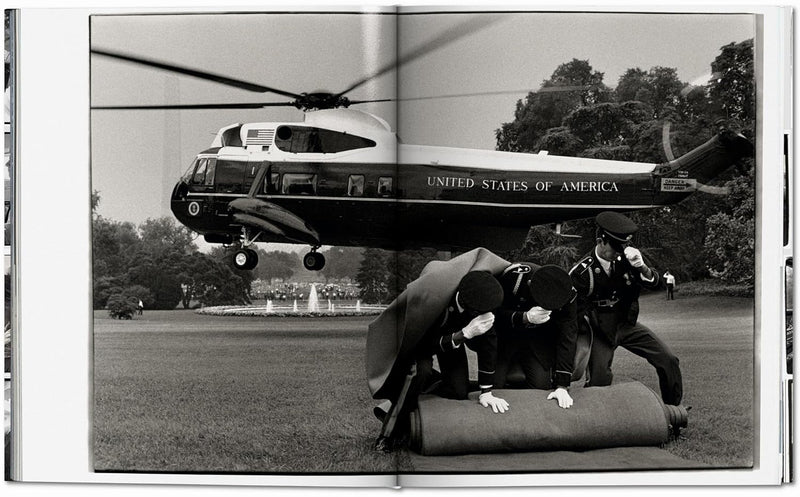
[656,131,754,184]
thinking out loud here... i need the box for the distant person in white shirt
[663,271,676,300]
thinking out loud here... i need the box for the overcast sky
[90,10,755,232]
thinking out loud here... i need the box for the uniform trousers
[493,336,551,390]
[587,320,683,405]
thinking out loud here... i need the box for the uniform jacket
[417,295,499,389]
[494,263,578,388]
[569,248,660,343]
[366,248,509,400]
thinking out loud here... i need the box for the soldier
[569,211,683,406]
[494,263,579,409]
[369,265,508,452]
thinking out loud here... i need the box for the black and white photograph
[86,8,763,478]
[7,4,794,491]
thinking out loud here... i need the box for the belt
[592,298,619,308]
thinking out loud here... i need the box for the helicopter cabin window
[378,177,393,196]
[215,160,247,193]
[274,125,376,154]
[282,173,317,195]
[347,175,365,197]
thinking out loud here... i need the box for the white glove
[624,246,645,268]
[547,387,574,409]
[478,391,509,413]
[525,306,552,325]
[461,312,495,339]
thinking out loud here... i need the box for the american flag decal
[246,128,275,146]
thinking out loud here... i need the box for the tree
[615,66,684,119]
[703,166,755,285]
[138,217,197,256]
[106,293,138,320]
[496,59,607,153]
[708,39,755,123]
[320,246,364,282]
[355,248,394,304]
[125,250,184,309]
[492,41,755,288]
[254,249,301,283]
[533,127,584,156]
[615,68,650,103]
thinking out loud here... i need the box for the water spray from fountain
[307,283,320,312]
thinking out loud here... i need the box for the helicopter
[91,32,754,272]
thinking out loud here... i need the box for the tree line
[494,40,755,290]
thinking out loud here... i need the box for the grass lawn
[93,292,754,473]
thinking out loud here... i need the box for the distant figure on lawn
[663,271,676,300]
[137,299,144,316]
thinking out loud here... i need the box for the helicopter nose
[172,181,189,200]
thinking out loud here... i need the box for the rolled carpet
[409,381,687,456]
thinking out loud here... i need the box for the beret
[456,271,504,313]
[528,264,574,310]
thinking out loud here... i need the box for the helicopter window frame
[347,175,365,197]
[265,172,281,194]
[203,158,217,187]
[377,176,393,196]
[282,173,318,195]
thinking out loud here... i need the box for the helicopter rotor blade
[334,15,504,99]
[91,48,304,99]
[90,101,297,110]
[346,85,594,106]
[662,121,676,161]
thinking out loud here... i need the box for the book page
[393,5,785,486]
[13,6,398,486]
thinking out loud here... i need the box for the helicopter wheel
[233,248,258,270]
[303,251,325,271]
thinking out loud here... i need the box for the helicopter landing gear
[303,249,325,271]
[233,227,261,270]
[233,248,258,270]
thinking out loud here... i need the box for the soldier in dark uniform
[494,263,579,409]
[569,211,683,406]
[373,270,507,451]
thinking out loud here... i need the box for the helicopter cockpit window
[274,126,376,154]
[378,177,393,196]
[191,159,208,184]
[282,173,317,195]
[181,159,198,183]
[347,175,365,197]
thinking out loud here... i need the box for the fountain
[196,291,385,317]
[307,283,320,312]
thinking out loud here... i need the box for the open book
[4,5,793,490]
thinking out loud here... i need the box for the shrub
[106,293,138,319]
